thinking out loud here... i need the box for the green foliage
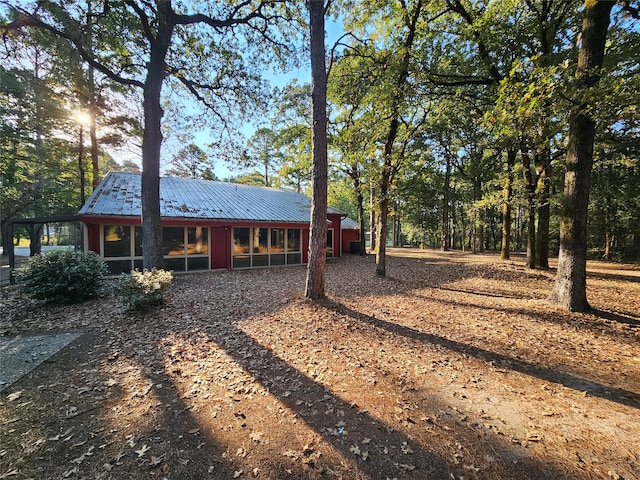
[271,81,312,193]
[17,250,108,304]
[243,128,280,186]
[165,143,216,179]
[113,269,173,311]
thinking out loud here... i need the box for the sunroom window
[232,227,302,269]
[101,225,209,274]
[103,225,131,257]
[163,226,209,272]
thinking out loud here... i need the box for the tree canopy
[2,0,638,311]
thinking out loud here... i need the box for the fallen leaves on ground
[1,249,639,479]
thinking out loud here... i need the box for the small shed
[79,172,357,274]
[341,216,361,254]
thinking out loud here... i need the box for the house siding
[80,172,359,272]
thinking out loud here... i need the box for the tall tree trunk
[392,203,398,247]
[304,0,328,299]
[90,112,99,188]
[375,0,422,276]
[369,184,376,252]
[141,3,174,270]
[1,223,10,258]
[550,0,614,312]
[602,164,615,260]
[535,146,551,268]
[521,147,536,269]
[450,195,457,249]
[603,229,613,260]
[515,206,521,252]
[348,165,367,256]
[441,156,451,251]
[461,205,467,252]
[376,180,389,276]
[87,1,100,190]
[357,196,366,255]
[472,176,483,253]
[78,125,86,205]
[28,224,43,256]
[501,148,515,259]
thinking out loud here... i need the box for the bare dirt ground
[1,248,639,480]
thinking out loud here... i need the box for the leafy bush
[17,250,108,304]
[113,269,173,311]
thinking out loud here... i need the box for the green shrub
[113,269,173,311]
[17,250,108,304]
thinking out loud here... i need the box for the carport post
[8,221,15,284]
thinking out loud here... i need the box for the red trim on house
[87,223,101,255]
[82,212,361,271]
[302,227,310,263]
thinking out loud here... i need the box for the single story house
[79,172,359,274]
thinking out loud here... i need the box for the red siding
[210,227,230,269]
[86,223,101,254]
[342,229,360,254]
[81,218,338,269]
[302,228,310,264]
[327,214,343,258]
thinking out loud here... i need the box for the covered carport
[2,215,80,284]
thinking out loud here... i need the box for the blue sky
[178,18,345,180]
[109,17,344,180]
[195,18,344,179]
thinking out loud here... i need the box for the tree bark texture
[501,148,515,260]
[535,147,551,268]
[521,148,537,269]
[472,176,483,254]
[550,0,614,312]
[356,180,367,255]
[441,156,451,251]
[141,1,173,270]
[78,126,86,206]
[86,3,100,190]
[375,0,422,276]
[369,185,376,252]
[304,0,328,299]
[376,168,391,276]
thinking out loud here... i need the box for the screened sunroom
[79,172,350,273]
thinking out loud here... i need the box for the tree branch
[0,12,144,89]
[445,0,503,83]
[620,0,640,19]
[124,0,155,42]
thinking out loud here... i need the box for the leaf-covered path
[1,248,638,479]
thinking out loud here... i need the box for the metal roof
[341,217,360,230]
[79,172,345,223]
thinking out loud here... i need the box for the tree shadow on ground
[435,285,535,300]
[3,251,637,479]
[587,271,640,283]
[333,253,637,341]
[192,316,567,479]
[589,308,640,326]
[0,332,243,480]
[195,320,452,479]
[409,289,639,344]
[321,299,640,410]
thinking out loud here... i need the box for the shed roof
[80,172,345,223]
[341,217,359,230]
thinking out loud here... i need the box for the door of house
[210,227,230,269]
